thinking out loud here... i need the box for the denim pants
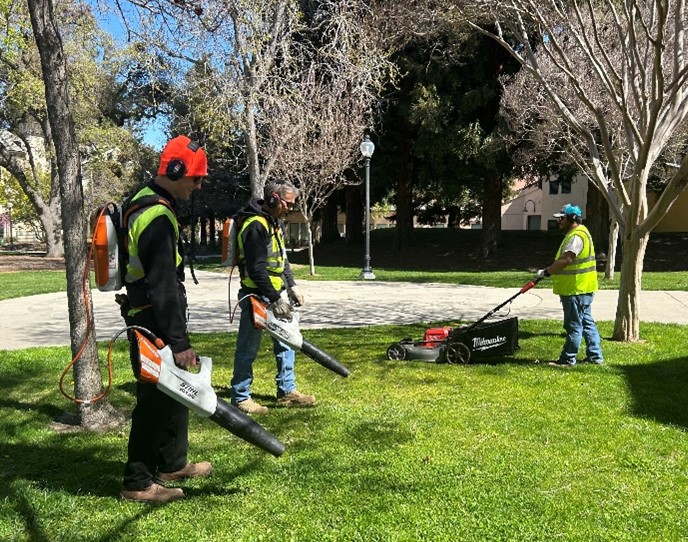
[559,293,604,364]
[230,291,296,403]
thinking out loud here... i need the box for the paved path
[2,270,688,350]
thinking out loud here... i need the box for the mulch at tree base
[0,254,65,273]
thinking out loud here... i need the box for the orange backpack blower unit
[221,217,238,267]
[91,196,173,292]
[93,204,123,291]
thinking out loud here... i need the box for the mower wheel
[386,342,407,361]
[445,341,471,364]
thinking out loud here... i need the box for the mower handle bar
[462,276,542,332]
[519,276,543,294]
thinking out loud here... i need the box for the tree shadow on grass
[9,481,158,542]
[0,432,148,542]
[617,357,688,430]
[0,393,274,542]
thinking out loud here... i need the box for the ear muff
[165,140,201,181]
[567,213,580,222]
[166,158,187,181]
[267,192,281,209]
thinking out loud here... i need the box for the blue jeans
[559,293,604,364]
[230,291,296,404]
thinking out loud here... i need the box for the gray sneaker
[234,398,269,415]
[276,390,316,407]
[121,483,184,504]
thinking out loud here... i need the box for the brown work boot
[121,483,184,504]
[156,462,213,483]
[276,390,316,408]
[233,398,269,415]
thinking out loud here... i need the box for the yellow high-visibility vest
[125,186,181,284]
[552,224,598,296]
[238,215,286,291]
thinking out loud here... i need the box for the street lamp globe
[360,135,375,158]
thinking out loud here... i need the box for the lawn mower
[385,277,542,364]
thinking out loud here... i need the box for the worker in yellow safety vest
[120,135,212,504]
[537,203,604,367]
[229,179,316,414]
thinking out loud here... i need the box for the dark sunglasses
[282,198,295,210]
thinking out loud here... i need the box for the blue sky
[88,1,167,150]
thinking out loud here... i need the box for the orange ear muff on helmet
[267,192,281,208]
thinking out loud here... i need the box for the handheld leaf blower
[123,326,286,457]
[248,295,350,378]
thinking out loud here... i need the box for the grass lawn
[0,270,66,300]
[1,321,688,541]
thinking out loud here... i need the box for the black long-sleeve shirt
[237,198,295,303]
[130,184,190,353]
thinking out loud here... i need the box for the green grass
[2,266,687,301]
[0,270,66,300]
[1,321,688,541]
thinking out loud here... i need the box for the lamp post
[359,134,375,280]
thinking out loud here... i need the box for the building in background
[501,175,687,233]
[501,175,589,231]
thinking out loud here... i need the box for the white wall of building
[501,174,589,231]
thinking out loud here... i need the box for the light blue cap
[553,204,582,219]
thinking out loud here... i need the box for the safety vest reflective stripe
[238,215,285,291]
[557,253,596,275]
[552,225,598,295]
[125,187,181,284]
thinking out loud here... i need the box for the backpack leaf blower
[124,326,286,457]
[249,296,350,378]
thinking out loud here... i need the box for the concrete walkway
[2,270,688,350]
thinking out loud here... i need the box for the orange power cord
[58,205,114,405]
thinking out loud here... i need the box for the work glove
[536,268,551,278]
[287,286,305,307]
[270,298,293,320]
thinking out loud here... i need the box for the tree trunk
[320,193,340,243]
[246,107,263,198]
[476,175,503,258]
[44,213,64,256]
[585,185,609,255]
[612,229,649,342]
[605,219,619,280]
[38,198,63,256]
[306,218,316,275]
[28,0,123,430]
[345,185,363,245]
[200,215,208,247]
[1,157,64,256]
[208,213,217,249]
[393,130,414,251]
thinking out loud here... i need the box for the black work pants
[122,308,189,490]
